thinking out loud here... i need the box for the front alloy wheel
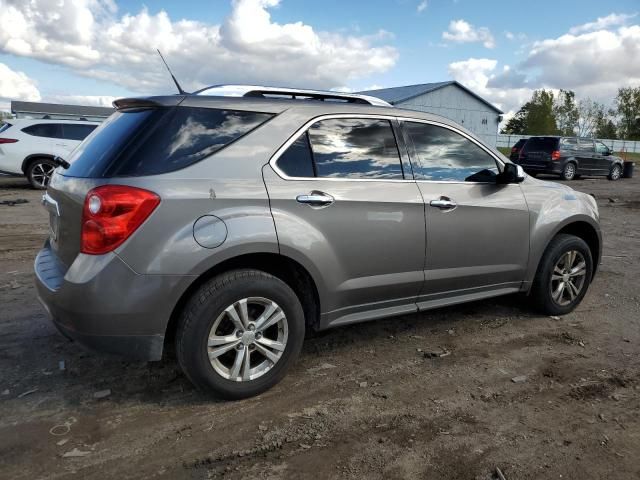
[608,164,622,181]
[550,250,587,306]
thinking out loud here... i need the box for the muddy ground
[0,173,638,480]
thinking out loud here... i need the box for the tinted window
[578,138,595,152]
[22,123,64,139]
[595,142,609,154]
[307,118,403,179]
[404,122,497,182]
[522,137,559,152]
[0,122,12,134]
[276,133,315,178]
[560,137,577,148]
[65,107,273,178]
[62,124,97,141]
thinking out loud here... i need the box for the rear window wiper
[53,156,71,169]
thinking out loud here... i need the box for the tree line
[501,87,640,140]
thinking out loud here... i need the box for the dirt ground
[0,173,638,480]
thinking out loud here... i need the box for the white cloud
[0,62,41,102]
[0,0,398,94]
[442,19,495,48]
[569,12,637,34]
[417,1,427,13]
[504,31,527,41]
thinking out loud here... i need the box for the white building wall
[395,84,501,148]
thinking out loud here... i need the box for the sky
[0,0,639,121]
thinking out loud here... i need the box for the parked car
[0,119,99,189]
[509,138,527,161]
[515,136,624,181]
[35,86,602,399]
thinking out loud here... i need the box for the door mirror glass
[498,163,525,184]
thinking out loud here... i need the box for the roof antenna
[157,49,187,95]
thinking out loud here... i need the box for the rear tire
[176,269,305,399]
[26,158,56,190]
[530,234,593,315]
[561,162,577,181]
[608,164,622,181]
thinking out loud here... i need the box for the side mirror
[498,163,526,184]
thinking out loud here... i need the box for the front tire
[530,234,593,315]
[26,158,56,190]
[608,164,622,181]
[561,162,577,181]
[176,269,305,399]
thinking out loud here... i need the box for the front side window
[307,118,404,179]
[22,123,64,139]
[595,142,609,154]
[403,121,498,182]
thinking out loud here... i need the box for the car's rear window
[522,137,559,153]
[64,106,273,178]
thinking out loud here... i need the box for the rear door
[20,123,60,154]
[263,115,426,325]
[577,138,596,173]
[400,120,529,304]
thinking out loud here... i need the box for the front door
[594,141,613,174]
[263,116,426,326]
[400,120,530,306]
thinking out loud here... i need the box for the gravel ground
[0,173,638,480]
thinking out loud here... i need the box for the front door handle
[296,192,334,207]
[430,196,457,210]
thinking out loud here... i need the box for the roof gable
[358,81,503,114]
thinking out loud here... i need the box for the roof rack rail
[194,85,392,107]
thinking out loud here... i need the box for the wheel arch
[164,252,321,356]
[21,153,57,174]
[532,219,601,288]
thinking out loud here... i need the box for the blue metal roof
[358,81,503,114]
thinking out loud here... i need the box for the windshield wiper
[53,156,71,169]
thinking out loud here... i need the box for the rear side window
[22,123,64,139]
[62,124,97,141]
[522,137,559,152]
[578,138,595,152]
[308,118,403,179]
[276,133,315,178]
[560,137,577,148]
[65,107,273,177]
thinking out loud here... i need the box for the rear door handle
[430,197,457,210]
[296,192,334,207]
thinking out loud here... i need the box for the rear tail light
[81,185,160,255]
[511,147,518,153]
[551,150,561,161]
[0,138,18,144]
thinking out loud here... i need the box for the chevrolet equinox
[35,86,602,399]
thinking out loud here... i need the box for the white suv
[0,119,99,189]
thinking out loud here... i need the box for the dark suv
[516,136,624,181]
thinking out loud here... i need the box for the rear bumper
[34,241,192,361]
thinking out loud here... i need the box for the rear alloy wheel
[530,234,593,315]
[176,269,305,399]
[26,158,56,190]
[608,164,622,181]
[561,162,576,181]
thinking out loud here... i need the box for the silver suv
[35,86,601,399]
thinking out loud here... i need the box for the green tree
[501,89,559,135]
[615,87,640,140]
[525,89,558,135]
[553,89,579,136]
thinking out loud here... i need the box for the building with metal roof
[359,81,503,147]
[11,101,114,122]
